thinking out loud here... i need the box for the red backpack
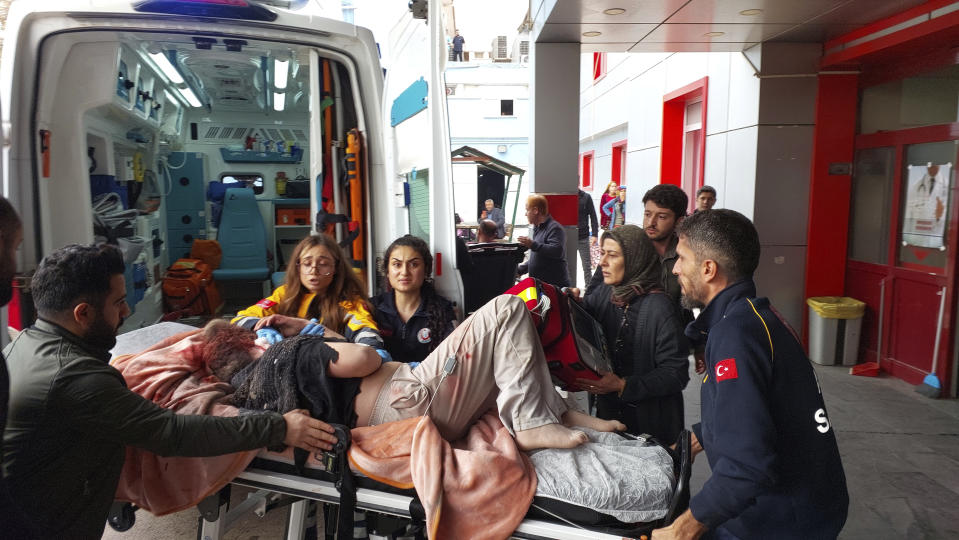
[506,278,611,391]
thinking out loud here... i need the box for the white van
[0,0,461,335]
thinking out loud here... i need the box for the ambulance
[0,0,461,337]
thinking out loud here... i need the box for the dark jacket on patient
[583,284,689,445]
[232,335,361,430]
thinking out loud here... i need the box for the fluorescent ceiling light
[180,86,203,108]
[603,8,626,15]
[149,51,184,85]
[582,31,602,37]
[273,92,286,112]
[274,59,289,90]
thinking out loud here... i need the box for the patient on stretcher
[208,294,625,450]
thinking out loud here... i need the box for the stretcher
[109,429,690,539]
[107,323,692,539]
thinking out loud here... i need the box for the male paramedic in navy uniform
[653,209,848,539]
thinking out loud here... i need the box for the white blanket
[529,428,675,523]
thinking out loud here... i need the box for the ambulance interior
[32,29,369,331]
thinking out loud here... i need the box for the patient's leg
[561,409,627,433]
[515,423,588,451]
[407,294,587,450]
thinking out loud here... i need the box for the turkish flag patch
[715,358,738,382]
[256,298,277,309]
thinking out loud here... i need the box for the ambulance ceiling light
[149,50,185,85]
[274,58,289,90]
[180,86,203,108]
[273,91,286,112]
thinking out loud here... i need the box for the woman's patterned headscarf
[601,224,662,306]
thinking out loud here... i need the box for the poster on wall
[903,162,952,248]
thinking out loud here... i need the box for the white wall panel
[705,52,731,135]
[664,53,709,93]
[723,126,758,220]
[703,132,727,206]
[623,147,661,225]
[726,53,760,131]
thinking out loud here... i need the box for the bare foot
[515,423,589,451]
[562,409,627,432]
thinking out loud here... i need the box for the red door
[846,126,959,390]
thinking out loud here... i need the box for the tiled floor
[104,360,959,539]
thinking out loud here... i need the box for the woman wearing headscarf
[574,224,689,445]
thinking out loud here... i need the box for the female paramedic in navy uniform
[232,234,386,354]
[571,224,689,445]
[370,235,458,365]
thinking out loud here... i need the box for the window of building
[592,52,606,82]
[500,99,514,116]
[611,140,627,187]
[580,151,594,190]
[661,77,708,213]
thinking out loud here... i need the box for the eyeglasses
[298,260,335,274]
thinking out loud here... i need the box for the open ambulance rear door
[380,0,464,307]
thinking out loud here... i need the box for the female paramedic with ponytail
[232,234,388,357]
[370,235,458,365]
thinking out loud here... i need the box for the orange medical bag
[162,258,222,316]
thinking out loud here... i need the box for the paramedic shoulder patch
[715,358,738,382]
[417,327,432,344]
[256,298,277,309]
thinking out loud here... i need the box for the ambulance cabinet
[165,152,207,261]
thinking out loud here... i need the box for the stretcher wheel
[107,502,136,532]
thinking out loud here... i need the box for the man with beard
[0,197,28,535]
[653,210,848,539]
[2,243,338,539]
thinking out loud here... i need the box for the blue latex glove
[375,349,393,363]
[256,327,284,345]
[299,322,326,337]
[408,361,420,370]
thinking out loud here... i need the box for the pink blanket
[111,330,259,515]
[349,413,537,540]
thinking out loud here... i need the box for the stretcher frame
[191,430,691,540]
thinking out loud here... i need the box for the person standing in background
[600,182,619,230]
[603,186,627,229]
[483,199,506,239]
[695,185,717,213]
[452,30,465,61]
[517,194,571,287]
[577,189,599,288]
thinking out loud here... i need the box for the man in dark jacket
[516,194,571,287]
[2,244,338,539]
[654,210,848,539]
[577,189,599,288]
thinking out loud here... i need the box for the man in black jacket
[577,189,599,288]
[654,210,848,539]
[3,243,338,539]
